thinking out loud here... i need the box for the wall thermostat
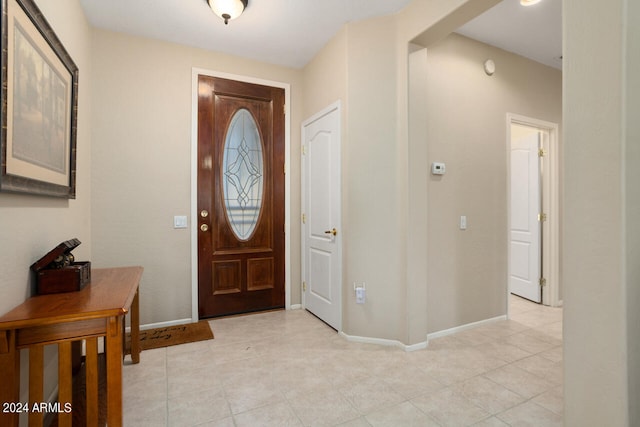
[431,162,446,175]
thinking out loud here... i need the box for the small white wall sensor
[484,59,496,76]
[431,162,446,175]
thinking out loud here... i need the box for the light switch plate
[460,215,467,230]
[174,215,188,229]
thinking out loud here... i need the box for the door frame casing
[301,100,343,331]
[506,113,561,310]
[190,68,292,322]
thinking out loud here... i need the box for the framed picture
[1,0,79,198]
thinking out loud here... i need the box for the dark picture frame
[0,0,79,198]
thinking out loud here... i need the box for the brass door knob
[324,228,337,236]
[200,224,209,232]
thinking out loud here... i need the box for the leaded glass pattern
[222,108,264,240]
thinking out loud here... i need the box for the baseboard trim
[338,332,428,352]
[125,318,193,333]
[132,307,304,333]
[426,315,507,341]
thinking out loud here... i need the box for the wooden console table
[0,266,143,427]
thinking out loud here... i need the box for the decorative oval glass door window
[222,108,264,240]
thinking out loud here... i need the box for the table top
[0,266,143,330]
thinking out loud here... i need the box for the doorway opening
[507,114,561,310]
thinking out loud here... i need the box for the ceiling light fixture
[208,0,248,25]
[520,0,542,6]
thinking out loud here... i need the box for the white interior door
[509,127,542,303]
[302,102,341,330]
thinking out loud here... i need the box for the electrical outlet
[354,282,366,304]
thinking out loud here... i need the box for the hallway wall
[422,33,562,333]
[563,0,640,424]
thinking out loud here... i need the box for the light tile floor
[123,295,563,426]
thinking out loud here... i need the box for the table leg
[106,316,124,427]
[86,337,99,427]
[0,330,19,427]
[58,342,73,427]
[131,288,140,364]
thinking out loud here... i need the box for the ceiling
[79,0,561,70]
[79,0,412,69]
[456,0,562,70]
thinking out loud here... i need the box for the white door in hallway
[302,102,342,330]
[509,128,542,303]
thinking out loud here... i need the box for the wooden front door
[197,76,285,318]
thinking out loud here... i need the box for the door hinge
[302,281,306,292]
[538,213,547,222]
[538,148,547,157]
[284,104,286,115]
[302,213,306,224]
[301,145,306,155]
[539,277,547,287]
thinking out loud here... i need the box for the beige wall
[300,1,516,345]
[302,16,407,342]
[0,0,93,414]
[0,0,92,314]
[301,27,349,327]
[2,1,637,421]
[626,1,640,423]
[302,27,348,120]
[90,30,303,325]
[423,33,562,333]
[343,16,406,341]
[399,0,503,345]
[563,0,639,424]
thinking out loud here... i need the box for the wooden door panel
[198,76,285,318]
[247,257,274,291]
[212,260,241,295]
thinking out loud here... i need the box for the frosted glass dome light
[208,0,248,25]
